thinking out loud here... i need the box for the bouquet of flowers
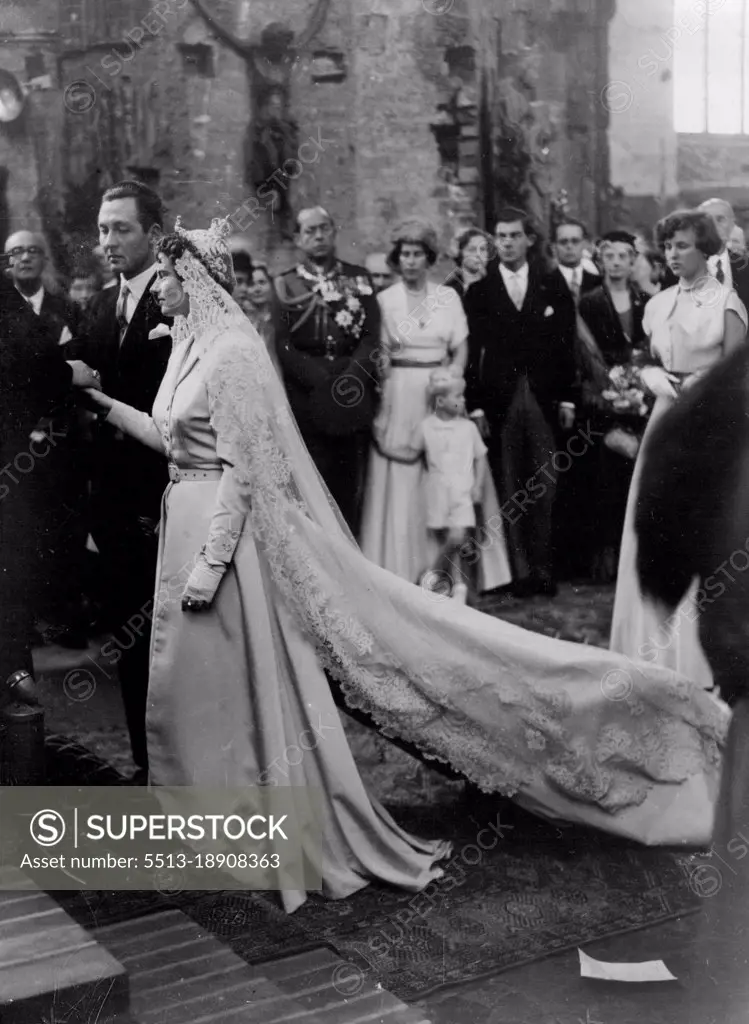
[601,364,649,417]
[600,364,650,460]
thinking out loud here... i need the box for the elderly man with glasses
[4,230,80,343]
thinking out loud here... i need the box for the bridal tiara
[173,215,235,290]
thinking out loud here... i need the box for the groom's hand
[68,360,102,390]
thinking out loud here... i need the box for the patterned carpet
[50,801,701,1003]
[39,582,701,1004]
[283,803,700,1001]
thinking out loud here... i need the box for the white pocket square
[543,305,554,317]
[148,323,171,340]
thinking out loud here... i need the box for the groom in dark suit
[465,208,577,597]
[68,180,172,780]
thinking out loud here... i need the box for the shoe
[129,767,149,786]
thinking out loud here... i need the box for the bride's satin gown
[108,325,726,913]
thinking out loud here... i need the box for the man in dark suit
[698,198,749,308]
[4,229,88,645]
[67,180,172,781]
[465,207,577,597]
[274,206,379,535]
[549,218,601,579]
[4,229,81,340]
[0,273,100,692]
[551,218,600,302]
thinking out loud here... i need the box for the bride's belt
[168,464,223,482]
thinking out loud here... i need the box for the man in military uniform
[274,206,380,534]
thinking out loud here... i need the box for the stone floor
[28,582,735,1023]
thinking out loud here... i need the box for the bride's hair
[155,232,234,294]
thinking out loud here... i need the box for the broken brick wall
[1,0,617,274]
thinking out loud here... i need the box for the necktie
[507,273,523,310]
[715,259,725,284]
[116,281,130,343]
[570,268,581,302]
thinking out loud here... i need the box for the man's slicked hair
[101,179,165,231]
[494,207,536,237]
[554,217,589,242]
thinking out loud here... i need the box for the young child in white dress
[411,368,488,603]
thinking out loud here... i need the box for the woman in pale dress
[360,220,511,592]
[85,216,728,915]
[611,210,748,687]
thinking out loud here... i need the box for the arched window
[674,0,749,133]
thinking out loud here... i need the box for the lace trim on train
[204,338,724,812]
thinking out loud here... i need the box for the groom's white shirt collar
[120,263,156,311]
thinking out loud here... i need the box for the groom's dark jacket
[464,257,577,427]
[65,273,172,540]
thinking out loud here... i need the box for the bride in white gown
[89,217,725,911]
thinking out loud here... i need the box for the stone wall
[0,0,615,273]
[0,0,65,250]
[607,0,678,230]
[486,0,615,239]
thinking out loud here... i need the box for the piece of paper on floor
[578,949,677,982]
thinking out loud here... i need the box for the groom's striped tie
[116,281,130,344]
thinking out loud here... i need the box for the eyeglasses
[7,246,44,258]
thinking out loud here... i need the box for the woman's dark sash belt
[389,358,444,369]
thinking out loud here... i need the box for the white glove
[181,553,227,611]
[640,366,678,399]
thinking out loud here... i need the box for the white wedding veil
[170,223,726,840]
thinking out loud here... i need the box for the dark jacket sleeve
[0,289,73,442]
[63,290,103,364]
[273,278,332,391]
[548,272,578,405]
[29,317,74,416]
[463,279,489,412]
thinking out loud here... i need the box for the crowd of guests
[351,199,748,609]
[11,189,748,669]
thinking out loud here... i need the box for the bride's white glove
[182,552,227,612]
[640,366,678,399]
